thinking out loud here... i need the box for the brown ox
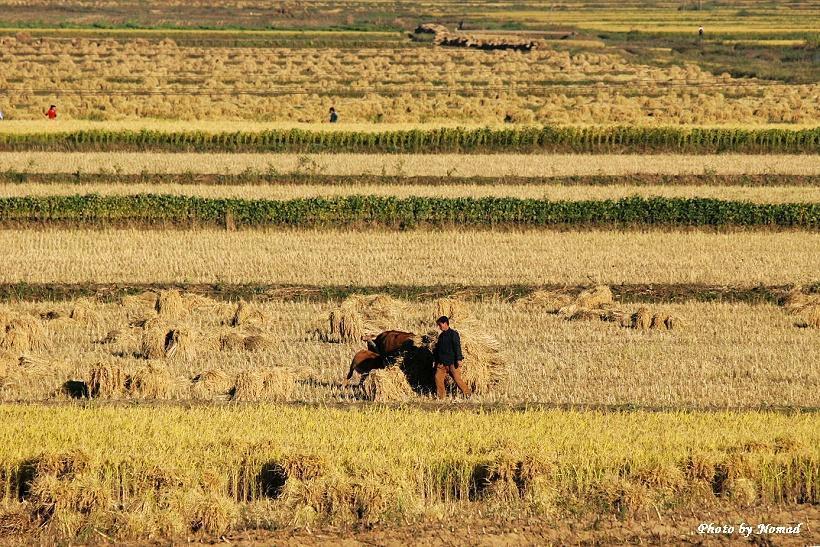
[345,349,386,385]
[364,330,416,356]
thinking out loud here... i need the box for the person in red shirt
[45,105,57,119]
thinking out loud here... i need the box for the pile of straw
[88,361,126,398]
[433,297,472,323]
[324,295,411,342]
[227,301,268,327]
[155,289,185,318]
[514,290,574,313]
[0,311,51,354]
[361,367,415,402]
[217,331,273,352]
[126,362,173,399]
[68,298,99,324]
[784,286,820,328]
[140,319,197,361]
[231,368,296,402]
[557,285,615,320]
[191,369,234,399]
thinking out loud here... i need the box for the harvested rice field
[1,1,819,544]
[1,152,818,176]
[3,182,820,203]
[1,295,818,408]
[1,229,818,286]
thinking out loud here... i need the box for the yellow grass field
[0,404,816,541]
[0,34,816,124]
[2,297,818,408]
[2,183,819,203]
[1,229,818,286]
[1,2,818,542]
[2,153,818,176]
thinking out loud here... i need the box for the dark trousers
[434,363,472,399]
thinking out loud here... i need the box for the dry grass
[0,297,817,408]
[1,229,818,286]
[4,183,820,203]
[361,367,415,402]
[1,153,818,177]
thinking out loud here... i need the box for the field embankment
[0,405,817,542]
[1,173,818,187]
[0,195,817,229]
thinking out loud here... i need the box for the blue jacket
[434,328,464,365]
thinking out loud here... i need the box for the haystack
[557,285,616,322]
[632,307,653,331]
[0,314,50,354]
[68,298,99,324]
[88,362,126,398]
[191,368,234,399]
[127,362,173,399]
[514,290,574,313]
[228,301,268,327]
[325,294,411,341]
[575,285,613,309]
[140,320,196,361]
[155,289,185,318]
[231,368,295,402]
[434,297,471,323]
[218,332,273,352]
[362,367,415,403]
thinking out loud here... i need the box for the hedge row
[0,195,817,228]
[0,126,817,153]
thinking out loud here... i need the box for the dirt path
[199,506,819,546]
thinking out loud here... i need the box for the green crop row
[0,195,817,228]
[0,126,817,153]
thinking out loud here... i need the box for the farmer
[45,105,57,119]
[329,106,338,123]
[433,316,471,399]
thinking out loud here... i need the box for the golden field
[2,152,818,176]
[1,297,818,408]
[2,182,819,203]
[0,404,816,540]
[0,34,816,124]
[2,229,818,286]
[0,2,818,541]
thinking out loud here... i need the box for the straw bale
[88,361,126,398]
[127,361,173,399]
[231,368,295,402]
[362,366,415,403]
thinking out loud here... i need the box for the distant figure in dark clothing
[45,105,57,119]
[329,107,338,123]
[698,26,704,38]
[433,316,471,399]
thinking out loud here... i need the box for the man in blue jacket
[433,316,472,398]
